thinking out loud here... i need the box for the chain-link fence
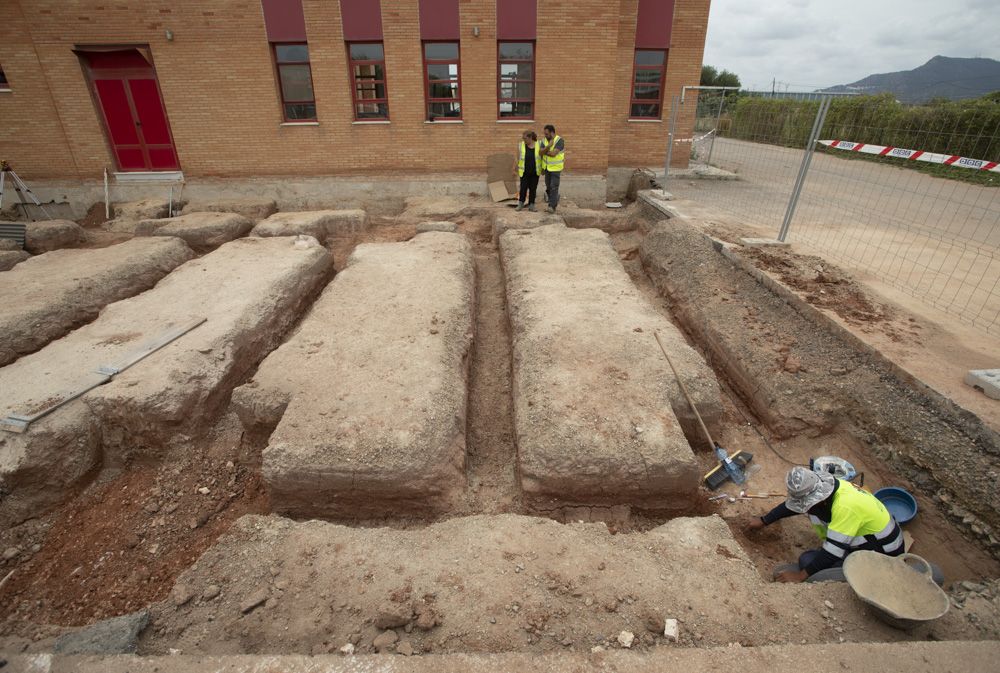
[667,90,1000,335]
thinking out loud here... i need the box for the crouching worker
[746,466,908,583]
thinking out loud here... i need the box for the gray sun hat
[785,466,836,513]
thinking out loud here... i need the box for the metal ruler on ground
[1,318,205,434]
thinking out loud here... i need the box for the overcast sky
[701,0,1000,91]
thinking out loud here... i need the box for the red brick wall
[1,0,709,180]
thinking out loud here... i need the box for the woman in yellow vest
[746,466,917,583]
[540,124,565,213]
[512,130,542,212]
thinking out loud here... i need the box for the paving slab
[500,224,722,508]
[0,237,331,524]
[233,232,474,516]
[135,212,254,252]
[27,642,1000,673]
[251,209,366,244]
[0,237,194,367]
[180,198,278,221]
[23,219,84,254]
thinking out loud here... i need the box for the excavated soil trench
[0,204,997,653]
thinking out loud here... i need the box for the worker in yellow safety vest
[512,130,542,212]
[745,466,908,583]
[539,124,565,213]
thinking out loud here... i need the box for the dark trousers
[544,171,561,209]
[519,173,539,204]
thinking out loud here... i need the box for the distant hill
[821,56,1000,103]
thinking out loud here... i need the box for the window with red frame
[498,42,533,119]
[0,65,9,90]
[630,49,666,119]
[272,43,317,121]
[424,42,461,120]
[349,42,389,120]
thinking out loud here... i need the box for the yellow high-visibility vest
[541,134,565,172]
[808,479,901,559]
[518,141,542,178]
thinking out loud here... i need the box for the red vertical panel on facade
[128,79,171,144]
[419,0,460,39]
[340,0,384,40]
[497,0,536,40]
[94,79,139,145]
[261,0,307,42]
[635,0,674,48]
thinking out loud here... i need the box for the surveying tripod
[0,161,50,221]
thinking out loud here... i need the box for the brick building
[0,0,709,181]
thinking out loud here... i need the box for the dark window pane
[354,64,385,80]
[630,103,660,118]
[429,102,462,119]
[284,103,317,120]
[635,50,665,66]
[1,67,10,87]
[633,84,661,100]
[350,43,384,61]
[499,42,533,60]
[356,83,388,100]
[427,63,459,80]
[635,69,662,84]
[279,64,314,102]
[356,102,389,118]
[429,81,459,99]
[275,44,309,63]
[500,82,532,100]
[424,42,459,60]
[499,101,533,117]
[500,63,532,80]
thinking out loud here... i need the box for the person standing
[540,124,565,213]
[513,130,541,212]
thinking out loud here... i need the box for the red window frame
[423,41,462,121]
[348,42,390,121]
[629,49,667,119]
[0,64,9,90]
[497,41,534,120]
[271,42,318,121]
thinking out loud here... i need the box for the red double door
[83,49,179,172]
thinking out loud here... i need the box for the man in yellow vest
[540,124,565,214]
[746,466,907,583]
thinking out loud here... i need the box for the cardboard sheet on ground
[489,181,515,203]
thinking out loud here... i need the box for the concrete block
[0,236,332,524]
[251,209,366,243]
[416,221,458,233]
[0,237,194,367]
[135,212,254,252]
[233,232,474,516]
[23,219,83,254]
[965,369,1000,400]
[0,250,30,271]
[740,238,790,248]
[180,198,278,221]
[500,224,722,508]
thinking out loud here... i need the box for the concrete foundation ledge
[10,638,999,672]
[251,209,367,244]
[233,232,475,516]
[134,212,254,252]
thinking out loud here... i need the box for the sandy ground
[670,138,1000,335]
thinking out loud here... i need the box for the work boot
[546,206,556,214]
[514,202,524,211]
[528,204,537,212]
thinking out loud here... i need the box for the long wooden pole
[654,331,716,448]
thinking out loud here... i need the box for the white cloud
[702,0,1000,91]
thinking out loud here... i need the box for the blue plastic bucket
[874,487,918,524]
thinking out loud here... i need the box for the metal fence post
[777,95,832,242]
[705,90,726,165]
[664,95,680,184]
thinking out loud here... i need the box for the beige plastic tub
[843,551,950,630]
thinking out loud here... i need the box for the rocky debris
[617,631,635,648]
[375,604,414,630]
[180,198,278,222]
[500,224,721,507]
[0,237,193,367]
[373,629,398,652]
[202,585,221,601]
[664,618,679,642]
[171,585,195,606]
[397,639,414,656]
[251,210,366,244]
[135,212,254,253]
[234,233,474,517]
[416,221,458,233]
[0,249,30,271]
[491,210,563,240]
[23,220,83,254]
[52,609,149,654]
[561,207,636,233]
[240,590,268,614]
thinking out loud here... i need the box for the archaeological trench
[0,192,998,671]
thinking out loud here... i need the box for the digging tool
[653,331,747,487]
[740,490,784,499]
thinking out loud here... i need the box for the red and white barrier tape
[818,139,1000,173]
